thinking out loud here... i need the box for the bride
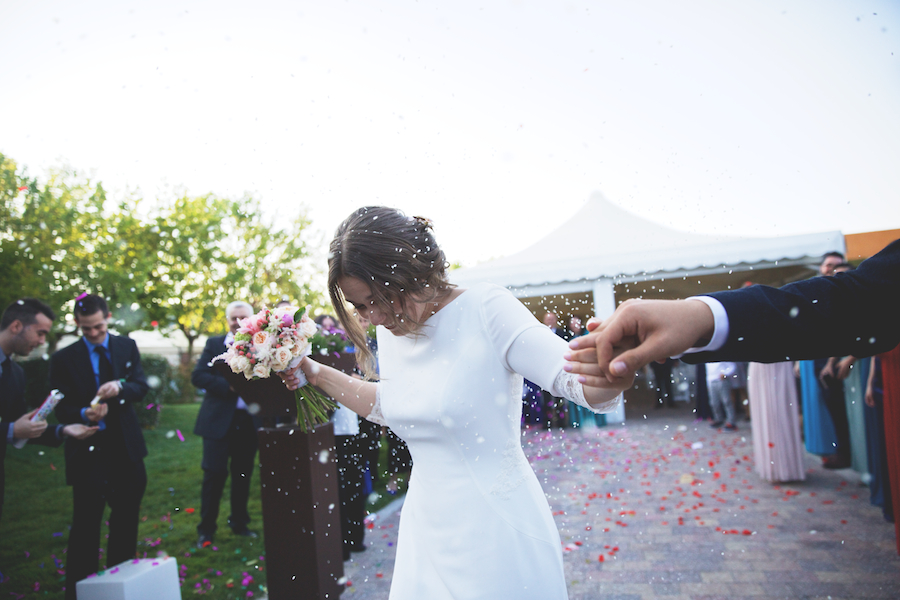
[281,206,627,599]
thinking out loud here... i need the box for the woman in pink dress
[748,361,806,482]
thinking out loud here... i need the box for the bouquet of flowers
[213,305,337,433]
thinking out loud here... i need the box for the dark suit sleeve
[118,338,149,404]
[30,425,65,448]
[192,338,235,399]
[686,238,900,363]
[49,350,84,425]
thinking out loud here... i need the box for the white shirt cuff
[678,296,729,355]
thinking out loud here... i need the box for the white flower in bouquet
[292,338,312,357]
[298,314,318,339]
[229,354,251,375]
[252,362,269,378]
[271,346,294,371]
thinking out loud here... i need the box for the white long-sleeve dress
[367,283,620,599]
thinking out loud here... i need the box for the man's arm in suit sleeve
[191,338,235,400]
[687,238,900,363]
[565,239,900,384]
[31,424,66,448]
[49,351,84,425]
[119,339,149,403]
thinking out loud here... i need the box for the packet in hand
[32,390,64,422]
[12,390,64,449]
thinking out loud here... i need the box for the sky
[1,0,898,267]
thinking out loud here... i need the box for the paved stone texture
[340,410,900,599]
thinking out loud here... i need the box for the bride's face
[339,276,411,336]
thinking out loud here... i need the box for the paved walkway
[340,408,900,599]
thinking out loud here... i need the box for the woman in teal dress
[799,360,838,456]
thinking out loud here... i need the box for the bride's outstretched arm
[506,325,629,410]
[278,357,377,418]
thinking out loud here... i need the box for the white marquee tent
[451,192,845,422]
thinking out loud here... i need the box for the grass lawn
[1,403,406,599]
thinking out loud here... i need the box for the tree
[0,154,152,348]
[1,153,326,357]
[145,194,324,360]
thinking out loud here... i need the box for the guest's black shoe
[823,457,851,469]
[197,533,214,548]
[350,545,367,554]
[709,421,725,428]
[231,527,258,538]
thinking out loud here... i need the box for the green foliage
[310,330,353,357]
[137,354,181,429]
[139,193,326,358]
[0,154,124,346]
[0,151,327,359]
[170,361,200,404]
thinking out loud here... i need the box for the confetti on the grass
[176,429,185,442]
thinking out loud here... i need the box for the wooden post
[216,355,355,600]
[257,423,344,599]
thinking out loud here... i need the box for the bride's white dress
[368,283,619,599]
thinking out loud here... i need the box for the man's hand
[12,409,48,439]
[95,380,122,401]
[836,356,855,380]
[819,357,837,381]
[62,423,100,440]
[85,402,108,423]
[565,299,715,387]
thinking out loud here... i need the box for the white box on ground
[76,557,181,600]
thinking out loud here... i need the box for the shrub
[171,360,200,404]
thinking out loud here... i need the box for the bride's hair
[328,206,454,378]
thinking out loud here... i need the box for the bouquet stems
[294,384,339,433]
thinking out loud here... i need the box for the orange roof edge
[844,229,900,261]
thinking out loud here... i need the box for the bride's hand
[278,357,319,390]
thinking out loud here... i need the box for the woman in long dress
[798,359,838,456]
[281,206,626,599]
[747,362,806,482]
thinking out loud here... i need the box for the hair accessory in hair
[413,215,434,230]
[75,292,89,301]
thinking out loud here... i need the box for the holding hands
[564,299,716,386]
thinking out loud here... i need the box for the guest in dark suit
[1,299,98,522]
[50,294,149,598]
[565,238,900,384]
[810,253,852,469]
[192,300,260,548]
